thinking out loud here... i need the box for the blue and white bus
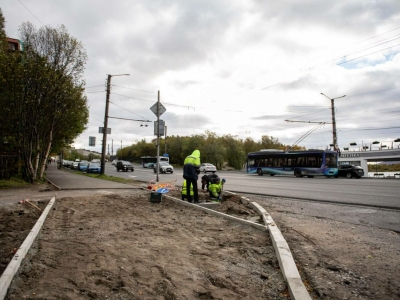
[246,149,338,178]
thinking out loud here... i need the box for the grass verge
[0,176,42,189]
[68,170,141,184]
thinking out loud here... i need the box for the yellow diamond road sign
[150,102,166,116]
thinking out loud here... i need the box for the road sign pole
[156,91,160,182]
[150,92,167,183]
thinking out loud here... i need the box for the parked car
[71,162,79,170]
[338,164,364,179]
[154,162,174,174]
[199,163,217,173]
[111,159,118,165]
[62,160,72,168]
[116,161,134,172]
[78,162,89,172]
[87,162,101,173]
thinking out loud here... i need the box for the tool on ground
[19,199,41,211]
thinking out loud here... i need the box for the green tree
[164,136,184,165]
[0,9,24,179]
[0,19,88,182]
[242,137,260,155]
[260,135,284,150]
[0,9,6,42]
[201,131,225,169]
[221,135,246,170]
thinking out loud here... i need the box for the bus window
[287,158,292,167]
[259,159,265,167]
[307,157,316,166]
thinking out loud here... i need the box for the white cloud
[2,0,400,153]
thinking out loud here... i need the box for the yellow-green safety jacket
[181,180,194,196]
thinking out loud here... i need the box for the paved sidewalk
[46,163,137,190]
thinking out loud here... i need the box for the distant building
[7,38,23,51]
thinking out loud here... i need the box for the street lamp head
[108,74,130,77]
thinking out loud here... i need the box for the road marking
[233,176,279,181]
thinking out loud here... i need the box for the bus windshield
[325,153,337,168]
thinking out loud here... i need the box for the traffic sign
[150,102,166,116]
[99,127,111,134]
[89,136,96,146]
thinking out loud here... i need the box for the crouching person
[208,177,226,202]
[181,180,194,201]
[201,173,219,192]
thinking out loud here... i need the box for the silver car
[199,163,217,173]
[154,162,174,174]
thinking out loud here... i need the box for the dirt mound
[3,189,291,299]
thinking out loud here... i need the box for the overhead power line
[112,85,156,94]
[17,0,45,26]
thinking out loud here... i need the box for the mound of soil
[2,188,292,299]
[1,185,399,299]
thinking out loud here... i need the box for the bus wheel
[257,168,263,176]
[294,169,302,177]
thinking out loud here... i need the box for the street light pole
[321,93,346,151]
[101,73,129,174]
[164,125,167,154]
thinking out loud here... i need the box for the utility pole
[321,93,346,151]
[164,125,167,154]
[101,75,111,175]
[100,74,129,175]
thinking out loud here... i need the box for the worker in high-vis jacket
[183,150,201,203]
[208,177,226,202]
[181,180,194,200]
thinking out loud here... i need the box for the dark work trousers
[186,178,198,202]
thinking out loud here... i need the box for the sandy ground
[1,183,399,299]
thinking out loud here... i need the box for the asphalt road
[105,162,400,210]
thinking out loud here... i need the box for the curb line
[243,198,312,300]
[163,194,267,232]
[165,190,312,300]
[45,177,61,191]
[0,196,56,300]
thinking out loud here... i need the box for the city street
[104,162,400,209]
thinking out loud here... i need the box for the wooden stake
[25,199,41,211]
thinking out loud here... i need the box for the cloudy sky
[2,0,400,154]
